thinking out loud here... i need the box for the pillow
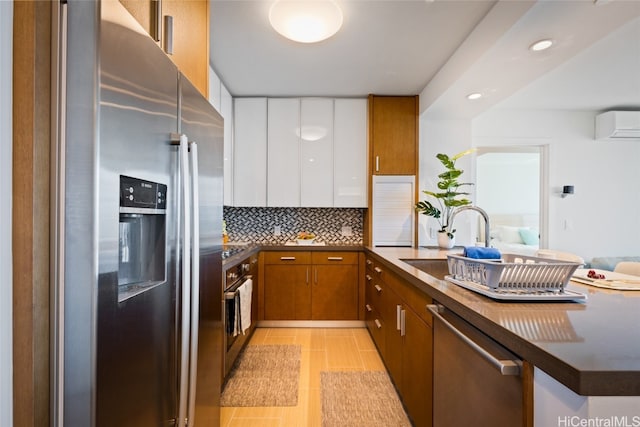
[519,228,539,246]
[497,226,524,244]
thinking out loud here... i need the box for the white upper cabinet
[334,99,367,207]
[220,83,233,206]
[233,98,267,206]
[267,98,300,207]
[300,99,334,207]
[231,97,367,208]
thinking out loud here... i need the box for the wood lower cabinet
[264,264,311,320]
[311,252,358,320]
[263,252,311,320]
[364,254,433,427]
[401,306,433,427]
[263,251,359,321]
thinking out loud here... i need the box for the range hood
[595,111,640,140]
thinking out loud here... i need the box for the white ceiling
[210,0,640,118]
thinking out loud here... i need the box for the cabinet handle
[365,304,373,312]
[374,284,382,293]
[306,267,309,285]
[374,319,382,329]
[427,304,521,376]
[396,305,402,331]
[400,309,406,337]
[366,259,373,266]
[152,0,162,42]
[327,256,343,261]
[163,15,173,55]
[376,155,380,172]
[374,267,382,274]
[280,256,296,261]
[314,267,318,284]
[365,274,372,282]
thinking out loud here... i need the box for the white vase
[437,232,455,249]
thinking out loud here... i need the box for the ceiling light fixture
[466,92,482,100]
[269,0,343,43]
[529,39,554,52]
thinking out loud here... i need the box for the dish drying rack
[445,254,587,302]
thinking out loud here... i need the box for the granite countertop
[367,246,640,396]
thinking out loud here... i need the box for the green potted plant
[415,149,474,248]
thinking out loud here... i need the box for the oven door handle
[225,275,252,299]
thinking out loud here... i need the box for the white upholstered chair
[614,262,640,276]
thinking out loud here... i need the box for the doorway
[474,146,548,252]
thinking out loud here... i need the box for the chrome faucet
[450,206,491,247]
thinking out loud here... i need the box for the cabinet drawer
[365,256,376,272]
[312,252,358,265]
[365,274,385,316]
[365,305,386,359]
[263,251,311,265]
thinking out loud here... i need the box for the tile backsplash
[223,207,365,245]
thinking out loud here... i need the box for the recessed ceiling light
[269,0,343,44]
[529,39,554,52]
[466,93,482,100]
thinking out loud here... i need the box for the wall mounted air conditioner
[595,111,640,140]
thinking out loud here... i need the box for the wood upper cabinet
[119,0,209,96]
[262,251,359,321]
[368,95,418,175]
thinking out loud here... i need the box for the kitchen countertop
[221,244,640,395]
[367,246,640,396]
[221,243,363,268]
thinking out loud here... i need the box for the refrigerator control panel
[120,175,167,211]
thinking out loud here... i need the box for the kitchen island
[366,246,640,426]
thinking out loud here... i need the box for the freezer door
[96,2,180,426]
[179,74,225,425]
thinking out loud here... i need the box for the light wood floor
[220,327,386,427]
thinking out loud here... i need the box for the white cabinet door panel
[300,98,333,207]
[268,98,300,207]
[334,99,367,207]
[233,98,267,206]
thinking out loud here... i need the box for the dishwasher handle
[427,304,521,376]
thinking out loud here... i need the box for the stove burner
[221,246,248,260]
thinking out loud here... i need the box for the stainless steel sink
[400,259,449,280]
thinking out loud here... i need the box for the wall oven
[223,254,257,378]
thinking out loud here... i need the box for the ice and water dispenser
[118,175,167,300]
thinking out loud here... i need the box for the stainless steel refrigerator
[51,1,223,425]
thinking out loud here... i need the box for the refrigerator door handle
[177,134,192,427]
[187,140,200,425]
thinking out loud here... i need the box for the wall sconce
[561,185,574,198]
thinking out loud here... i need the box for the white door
[233,98,267,206]
[268,98,300,207]
[334,99,367,207]
[300,98,334,207]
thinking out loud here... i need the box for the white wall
[418,117,475,246]
[473,109,640,262]
[0,1,13,424]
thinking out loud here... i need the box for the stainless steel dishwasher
[427,304,526,427]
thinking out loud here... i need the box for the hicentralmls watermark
[558,416,640,427]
